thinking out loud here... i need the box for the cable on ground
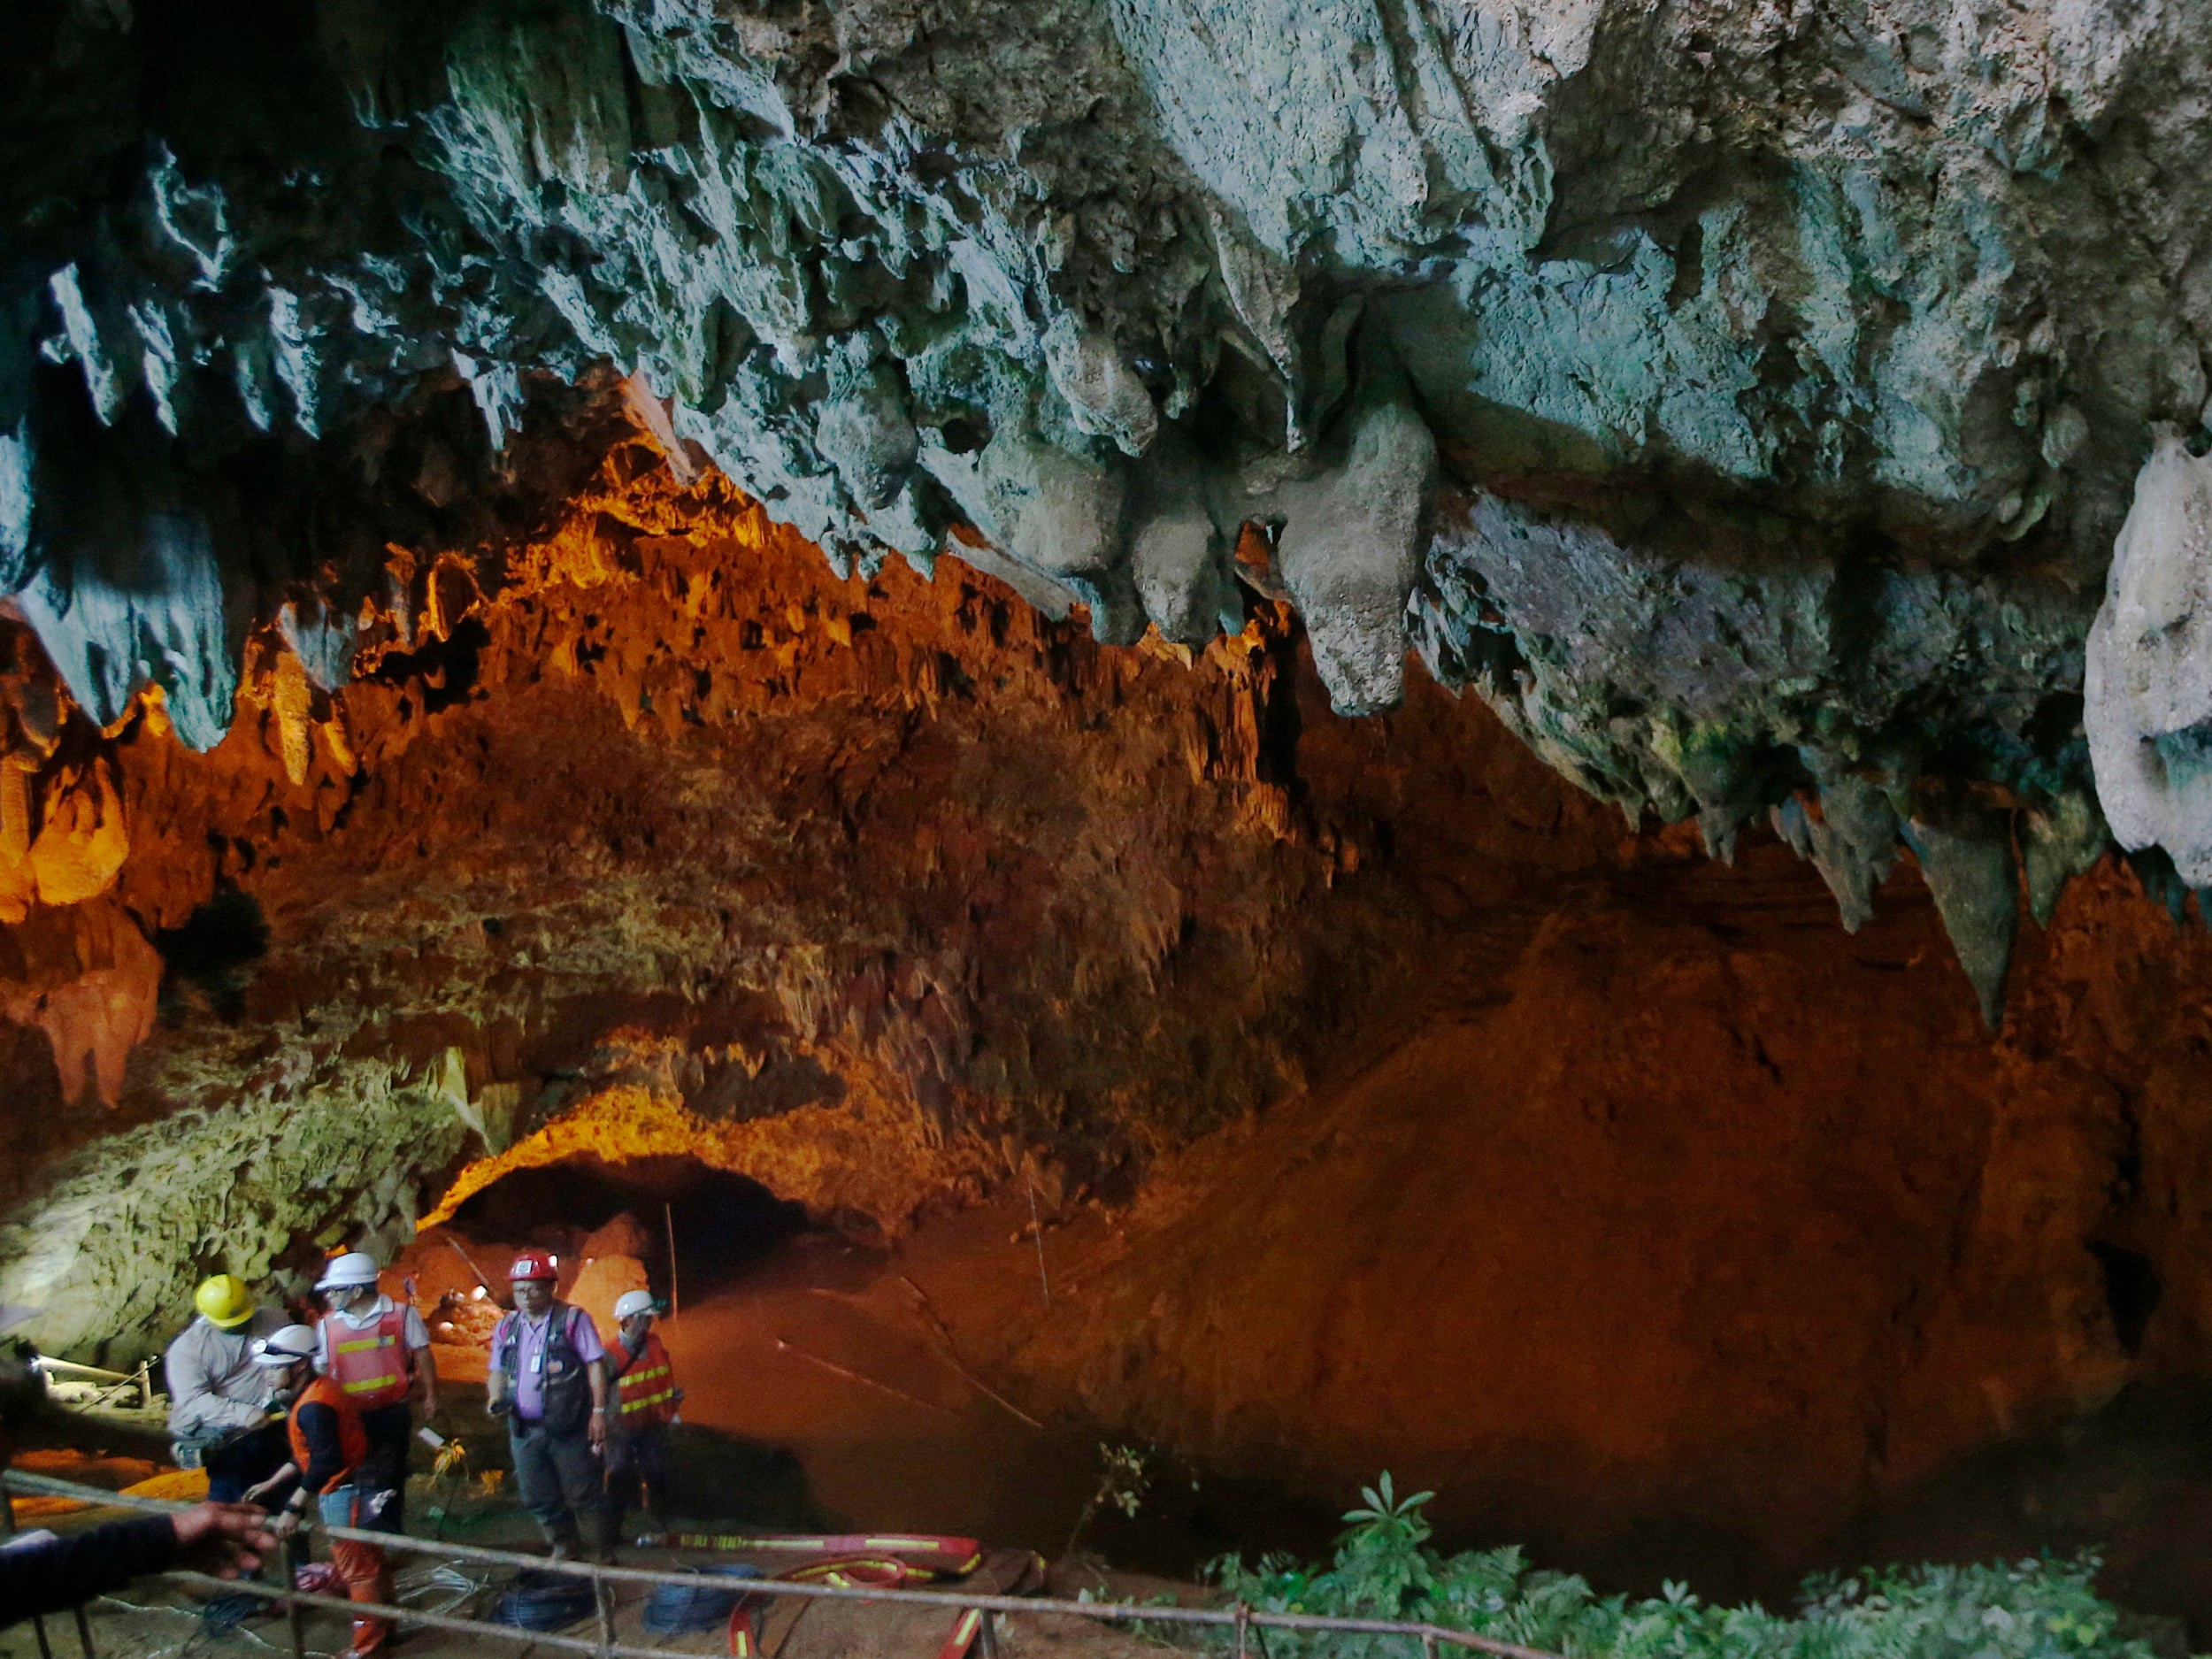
[645,1563,765,1634]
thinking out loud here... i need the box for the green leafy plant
[1205,1477,2162,1659]
[1066,1442,1156,1561]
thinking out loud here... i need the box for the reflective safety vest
[288,1375,370,1494]
[611,1333,676,1428]
[322,1304,413,1409]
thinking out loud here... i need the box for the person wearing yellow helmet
[164,1274,288,1503]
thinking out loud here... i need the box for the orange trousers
[317,1488,394,1655]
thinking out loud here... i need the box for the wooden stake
[1023,1170,1050,1305]
[0,1479,54,1659]
[664,1202,680,1326]
[592,1568,615,1659]
[285,1531,307,1659]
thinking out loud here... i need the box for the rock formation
[9,0,2212,1003]
[2087,433,2212,887]
[11,0,2212,1615]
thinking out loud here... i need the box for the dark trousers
[603,1422,671,1532]
[508,1419,606,1549]
[358,1401,412,1532]
[204,1424,288,1504]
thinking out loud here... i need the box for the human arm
[1,1515,180,1622]
[0,1504,273,1624]
[403,1308,438,1417]
[294,1402,349,1499]
[568,1311,609,1451]
[169,1504,280,1576]
[242,1463,301,1508]
[484,1317,511,1416]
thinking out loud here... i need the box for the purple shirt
[488,1304,603,1421]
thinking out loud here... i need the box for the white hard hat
[252,1325,319,1368]
[315,1252,381,1291]
[612,1290,658,1322]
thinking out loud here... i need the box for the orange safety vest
[322,1305,414,1409]
[288,1375,370,1494]
[611,1332,676,1428]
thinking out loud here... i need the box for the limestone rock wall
[973,848,2212,1600]
[0,447,1626,1361]
[8,0,2212,1008]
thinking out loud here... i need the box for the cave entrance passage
[445,1154,808,1304]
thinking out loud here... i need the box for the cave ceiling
[6,0,2212,1357]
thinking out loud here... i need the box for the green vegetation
[1205,1475,2159,1659]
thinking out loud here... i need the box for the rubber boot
[590,1508,620,1567]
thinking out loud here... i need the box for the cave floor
[0,1547,1191,1659]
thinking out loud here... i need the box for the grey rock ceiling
[9,0,2212,1015]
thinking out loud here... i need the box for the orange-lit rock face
[0,436,1625,1347]
[969,849,2212,1594]
[10,437,2212,1609]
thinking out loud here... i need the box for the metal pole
[71,1601,95,1659]
[0,1479,54,1659]
[663,1202,680,1327]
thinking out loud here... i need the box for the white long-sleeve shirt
[164,1313,280,1439]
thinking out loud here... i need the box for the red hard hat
[508,1248,558,1283]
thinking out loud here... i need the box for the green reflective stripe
[339,1373,402,1394]
[334,1335,395,1354]
[619,1387,675,1414]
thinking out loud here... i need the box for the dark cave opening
[447,1155,809,1302]
[153,881,269,1022]
[2088,1240,2163,1356]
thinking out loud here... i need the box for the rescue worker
[314,1252,436,1532]
[485,1251,612,1562]
[244,1325,394,1659]
[164,1275,288,1503]
[602,1289,681,1539]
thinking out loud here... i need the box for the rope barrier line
[153,1570,672,1659]
[4,1470,1568,1659]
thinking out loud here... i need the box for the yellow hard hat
[194,1274,256,1329]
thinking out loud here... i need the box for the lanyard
[521,1310,557,1374]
